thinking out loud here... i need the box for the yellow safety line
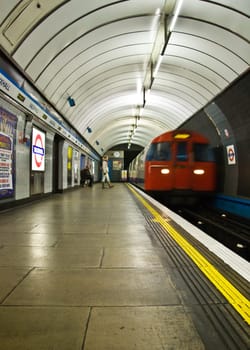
[127,184,250,325]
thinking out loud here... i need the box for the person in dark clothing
[80,165,93,187]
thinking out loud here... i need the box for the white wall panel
[44,131,54,193]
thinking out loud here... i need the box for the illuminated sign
[174,133,190,139]
[31,127,45,171]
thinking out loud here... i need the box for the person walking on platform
[101,155,114,189]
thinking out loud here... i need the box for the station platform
[0,183,249,349]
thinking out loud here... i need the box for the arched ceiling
[0,0,249,154]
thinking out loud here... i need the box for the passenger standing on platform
[101,155,113,189]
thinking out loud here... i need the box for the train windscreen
[193,143,215,162]
[176,142,188,161]
[146,142,171,161]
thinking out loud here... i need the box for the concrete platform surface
[0,184,208,349]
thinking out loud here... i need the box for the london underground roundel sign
[226,144,236,165]
[32,127,45,171]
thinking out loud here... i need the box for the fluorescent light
[153,54,163,78]
[145,89,151,102]
[169,0,184,32]
[139,107,144,117]
[155,8,161,16]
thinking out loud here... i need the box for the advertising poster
[31,127,45,171]
[67,146,73,185]
[73,149,79,184]
[0,107,17,199]
[113,160,122,170]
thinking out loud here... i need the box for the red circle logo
[33,134,44,168]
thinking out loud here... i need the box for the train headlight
[193,169,205,175]
[161,168,170,174]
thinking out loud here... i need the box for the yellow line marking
[127,184,250,325]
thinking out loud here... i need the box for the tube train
[128,130,217,205]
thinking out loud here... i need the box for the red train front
[129,130,216,204]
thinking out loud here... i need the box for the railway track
[176,206,250,261]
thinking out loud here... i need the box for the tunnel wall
[179,70,250,201]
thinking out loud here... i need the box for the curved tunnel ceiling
[0,0,249,154]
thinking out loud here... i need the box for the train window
[146,142,171,161]
[176,142,187,161]
[193,143,215,161]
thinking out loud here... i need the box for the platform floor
[0,184,248,349]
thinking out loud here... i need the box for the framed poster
[0,107,17,199]
[113,160,122,170]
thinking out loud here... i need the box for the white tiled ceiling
[1,0,249,153]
